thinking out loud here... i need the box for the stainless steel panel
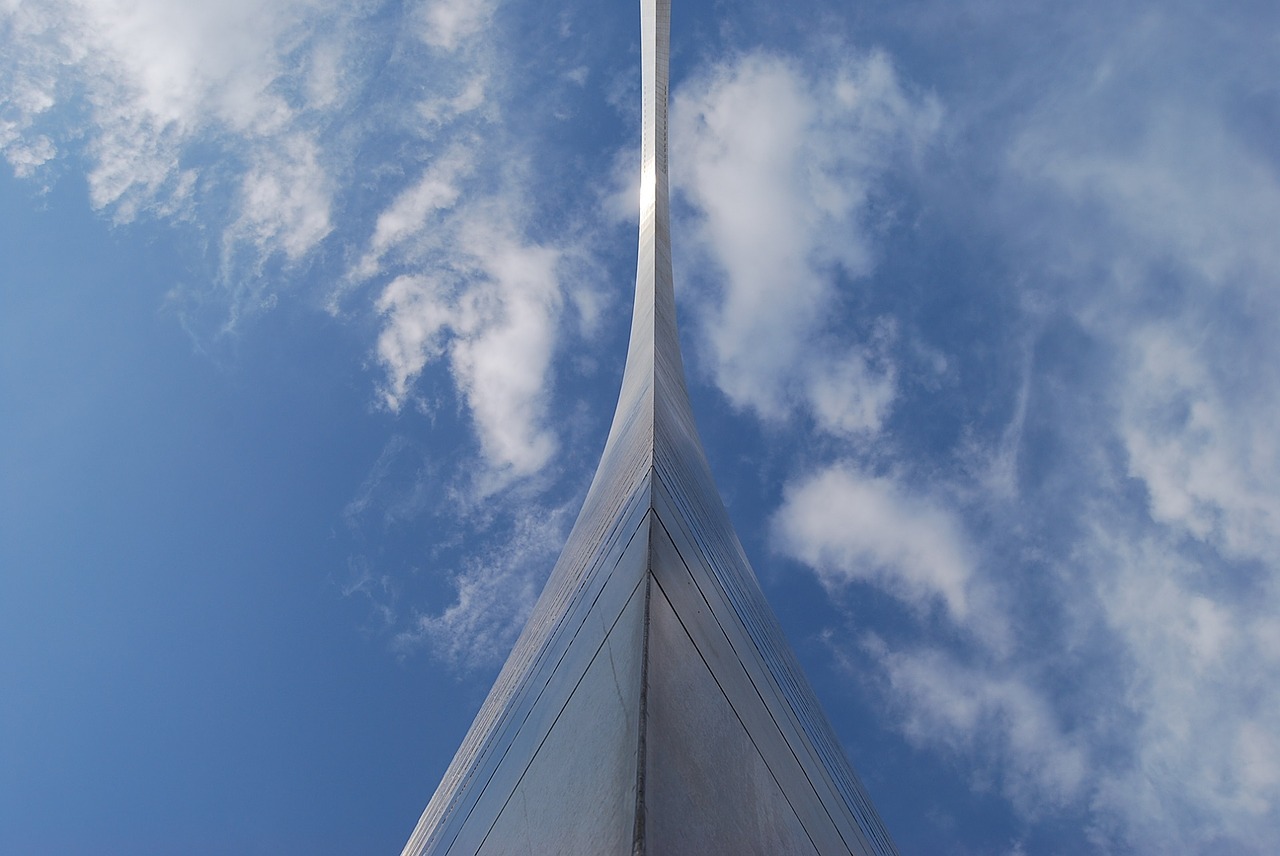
[448,529,650,853]
[474,579,648,855]
[645,579,820,855]
[401,0,900,852]
[402,490,652,855]
[646,508,872,855]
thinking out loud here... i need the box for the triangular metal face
[399,1,900,853]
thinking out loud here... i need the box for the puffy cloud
[416,75,489,126]
[773,463,976,622]
[372,203,565,484]
[2,0,566,489]
[854,513,1280,851]
[803,323,899,438]
[5,0,309,185]
[447,220,562,480]
[671,48,940,433]
[374,275,454,409]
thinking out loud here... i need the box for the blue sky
[2,0,1278,853]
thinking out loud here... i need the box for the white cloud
[4,0,1277,851]
[2,133,55,178]
[1012,105,1280,296]
[909,14,1280,846]
[230,133,333,260]
[1,0,564,478]
[393,505,566,669]
[1002,13,1280,567]
[787,21,1280,852]
[1080,530,1280,853]
[803,323,899,438]
[773,463,976,623]
[374,274,454,409]
[372,203,565,485]
[1119,324,1280,561]
[1,0,358,303]
[353,147,473,280]
[671,48,940,430]
[417,75,489,126]
[304,38,346,111]
[414,0,496,52]
[856,514,1280,851]
[866,638,1088,814]
[447,215,562,481]
[2,0,574,489]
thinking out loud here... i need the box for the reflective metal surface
[399,1,900,852]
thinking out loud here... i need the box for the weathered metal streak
[398,1,900,853]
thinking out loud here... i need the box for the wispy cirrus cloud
[863,636,1088,816]
[989,18,1280,847]
[1118,324,1280,563]
[392,503,569,670]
